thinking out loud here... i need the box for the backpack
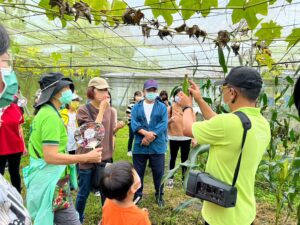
[0,174,32,225]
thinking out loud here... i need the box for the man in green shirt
[178,66,271,225]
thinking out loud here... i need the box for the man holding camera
[178,66,271,225]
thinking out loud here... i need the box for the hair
[133,91,142,101]
[0,24,9,55]
[159,90,168,99]
[87,86,95,100]
[173,87,182,98]
[236,87,261,101]
[100,161,134,202]
[108,91,112,106]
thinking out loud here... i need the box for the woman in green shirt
[24,72,102,225]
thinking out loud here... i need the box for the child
[99,161,151,225]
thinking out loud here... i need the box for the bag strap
[86,103,95,121]
[231,111,252,187]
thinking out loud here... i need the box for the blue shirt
[131,100,168,154]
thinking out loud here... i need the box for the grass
[4,126,298,225]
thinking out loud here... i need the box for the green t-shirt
[192,107,270,225]
[29,104,68,159]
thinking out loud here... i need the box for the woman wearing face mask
[75,77,116,224]
[23,73,102,225]
[166,88,192,189]
[60,94,81,155]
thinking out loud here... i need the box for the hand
[144,131,156,142]
[177,91,193,108]
[99,97,110,111]
[23,147,28,156]
[141,137,150,146]
[188,80,202,103]
[85,147,102,163]
[164,100,169,106]
[116,121,125,130]
[191,139,198,148]
[142,208,149,213]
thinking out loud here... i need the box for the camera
[186,171,237,208]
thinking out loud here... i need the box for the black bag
[186,111,251,208]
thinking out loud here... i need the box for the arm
[188,80,217,120]
[43,145,102,165]
[19,125,27,154]
[182,108,196,137]
[130,104,144,134]
[152,105,168,136]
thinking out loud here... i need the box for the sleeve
[152,104,168,136]
[76,106,93,126]
[130,104,144,133]
[41,115,61,145]
[192,115,225,145]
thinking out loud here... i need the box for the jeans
[0,152,22,193]
[169,139,191,180]
[75,168,105,223]
[127,124,134,152]
[133,154,165,198]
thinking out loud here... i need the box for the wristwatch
[182,106,193,112]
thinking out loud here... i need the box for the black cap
[215,66,263,89]
[294,77,300,117]
[35,72,74,107]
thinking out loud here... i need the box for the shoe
[166,179,174,189]
[94,191,101,197]
[156,196,165,208]
[133,195,142,205]
[127,151,132,157]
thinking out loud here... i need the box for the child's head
[100,161,141,201]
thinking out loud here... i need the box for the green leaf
[172,198,200,215]
[88,0,109,11]
[179,0,218,20]
[107,0,127,25]
[287,113,300,122]
[145,0,178,26]
[170,85,179,99]
[203,97,212,104]
[188,144,209,166]
[288,95,294,108]
[255,20,282,46]
[228,0,268,29]
[285,28,300,49]
[218,46,227,74]
[285,76,294,85]
[160,165,180,186]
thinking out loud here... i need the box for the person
[75,77,116,223]
[126,91,143,156]
[131,79,168,207]
[23,72,102,225]
[60,93,81,154]
[294,76,300,116]
[166,87,192,189]
[177,66,271,225]
[0,101,27,193]
[159,90,171,107]
[99,161,151,225]
[108,91,126,151]
[0,24,18,108]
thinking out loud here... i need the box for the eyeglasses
[219,85,230,93]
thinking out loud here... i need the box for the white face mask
[174,95,180,103]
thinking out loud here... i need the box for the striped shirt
[126,101,135,124]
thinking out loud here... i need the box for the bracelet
[182,106,193,112]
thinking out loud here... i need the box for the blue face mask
[59,90,73,105]
[145,92,158,101]
[0,68,18,108]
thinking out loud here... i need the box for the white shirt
[143,101,154,125]
[67,112,77,151]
